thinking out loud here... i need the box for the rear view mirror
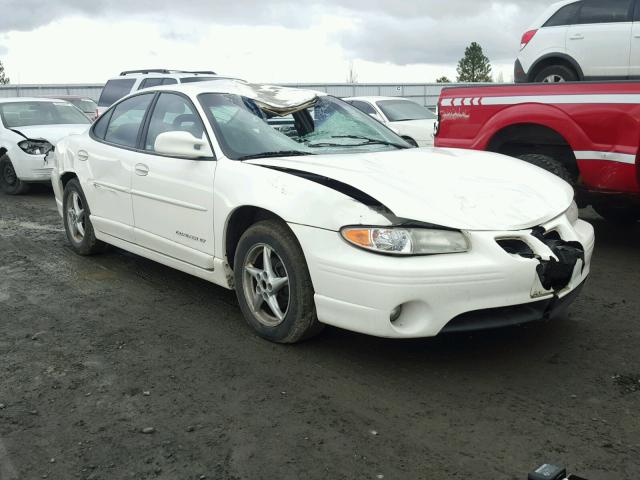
[154,131,213,159]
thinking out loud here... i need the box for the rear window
[98,79,136,107]
[543,1,581,27]
[577,0,632,24]
[0,101,91,128]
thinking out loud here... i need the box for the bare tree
[0,61,9,85]
[346,61,358,84]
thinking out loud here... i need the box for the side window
[635,0,640,21]
[92,110,113,139]
[98,79,136,107]
[104,94,154,148]
[144,93,205,152]
[138,78,164,90]
[543,1,581,27]
[348,100,377,115]
[577,0,632,24]
[162,78,178,85]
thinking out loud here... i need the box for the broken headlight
[341,226,469,256]
[18,139,54,156]
[566,200,579,225]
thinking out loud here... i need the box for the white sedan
[51,80,594,343]
[0,97,91,194]
[344,96,436,147]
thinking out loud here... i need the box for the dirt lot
[1,186,639,480]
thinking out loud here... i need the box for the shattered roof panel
[235,83,319,116]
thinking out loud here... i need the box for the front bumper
[7,146,53,182]
[290,215,594,339]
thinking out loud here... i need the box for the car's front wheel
[63,178,107,255]
[234,220,323,343]
[0,155,30,195]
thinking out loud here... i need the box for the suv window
[138,78,179,90]
[348,100,377,115]
[577,0,632,24]
[104,94,154,148]
[98,79,136,108]
[543,1,581,27]
[144,93,205,151]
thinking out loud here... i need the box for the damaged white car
[51,80,595,343]
[0,98,91,194]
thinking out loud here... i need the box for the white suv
[515,0,639,82]
[97,69,229,115]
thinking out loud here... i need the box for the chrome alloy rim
[67,191,86,242]
[543,74,565,83]
[242,244,290,327]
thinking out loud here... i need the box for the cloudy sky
[0,0,557,85]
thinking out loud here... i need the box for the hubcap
[2,163,17,186]
[66,191,86,242]
[242,244,290,327]
[543,74,566,83]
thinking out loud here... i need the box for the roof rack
[120,69,217,76]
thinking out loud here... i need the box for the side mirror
[154,131,213,159]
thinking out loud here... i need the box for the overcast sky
[0,0,557,84]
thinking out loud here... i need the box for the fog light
[390,305,403,323]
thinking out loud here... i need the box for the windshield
[65,98,97,113]
[376,100,436,122]
[198,94,410,159]
[0,101,91,128]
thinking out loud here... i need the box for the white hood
[11,124,89,144]
[247,148,574,231]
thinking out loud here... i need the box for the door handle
[77,150,89,161]
[134,163,149,176]
[569,34,584,40]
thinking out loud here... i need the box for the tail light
[520,29,538,50]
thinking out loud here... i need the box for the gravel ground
[1,186,639,480]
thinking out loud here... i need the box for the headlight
[18,139,54,156]
[566,200,579,225]
[340,226,469,256]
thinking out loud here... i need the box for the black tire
[593,204,640,224]
[62,178,108,255]
[517,153,574,183]
[233,219,323,344]
[533,65,578,83]
[0,154,30,195]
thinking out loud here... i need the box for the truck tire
[0,155,30,195]
[517,153,574,183]
[593,204,640,224]
[234,219,323,344]
[533,65,578,83]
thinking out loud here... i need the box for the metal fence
[0,82,485,109]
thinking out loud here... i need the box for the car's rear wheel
[533,65,578,83]
[517,153,574,184]
[63,178,108,255]
[593,204,640,224]
[0,155,30,195]
[234,219,323,343]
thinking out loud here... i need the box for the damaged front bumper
[289,213,594,339]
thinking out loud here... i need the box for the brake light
[520,29,538,50]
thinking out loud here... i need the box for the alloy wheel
[543,74,566,83]
[67,191,86,243]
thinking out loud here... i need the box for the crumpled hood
[247,148,574,231]
[11,124,89,144]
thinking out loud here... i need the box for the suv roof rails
[119,69,217,76]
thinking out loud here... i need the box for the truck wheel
[63,178,108,255]
[533,65,578,83]
[234,219,323,344]
[593,204,640,224]
[0,155,30,195]
[517,153,574,183]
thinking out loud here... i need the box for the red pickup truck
[435,82,640,223]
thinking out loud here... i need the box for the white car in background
[345,96,436,147]
[51,80,593,344]
[0,98,91,195]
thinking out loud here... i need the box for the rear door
[131,92,217,269]
[566,0,634,78]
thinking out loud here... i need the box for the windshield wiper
[237,150,314,161]
[308,135,408,149]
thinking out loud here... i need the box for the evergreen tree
[0,61,9,85]
[436,76,451,83]
[456,42,492,83]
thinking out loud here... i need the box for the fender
[528,53,585,81]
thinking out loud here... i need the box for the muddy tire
[0,155,30,195]
[517,153,574,183]
[63,178,108,255]
[533,65,578,83]
[593,204,640,224]
[234,219,323,344]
